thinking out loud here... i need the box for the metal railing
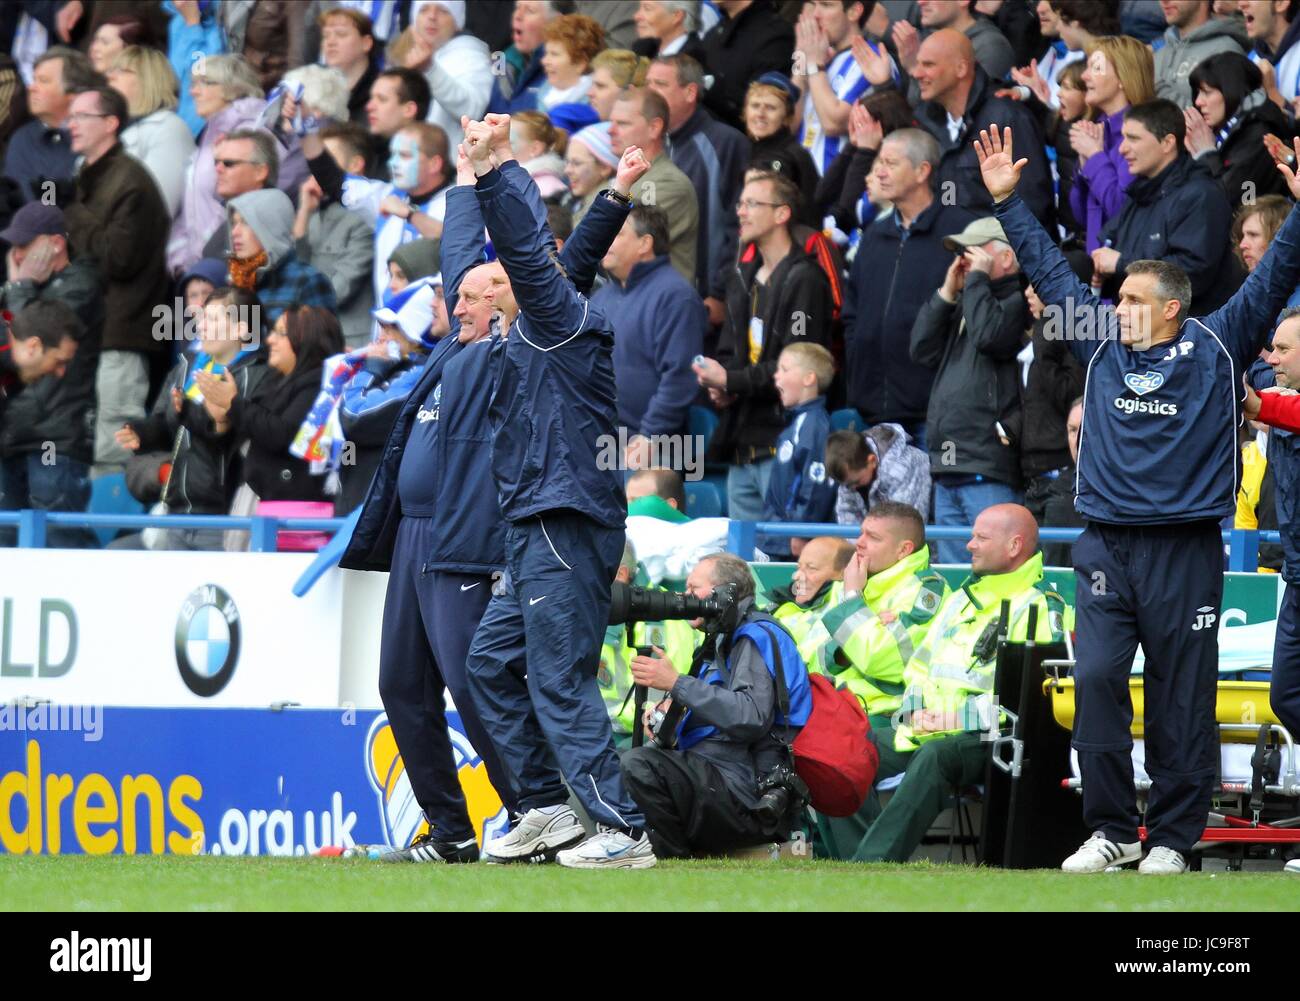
[725,521,1284,573]
[0,510,1285,572]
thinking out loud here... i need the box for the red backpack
[762,624,880,817]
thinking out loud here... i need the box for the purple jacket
[1068,107,1133,253]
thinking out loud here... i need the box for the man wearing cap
[909,215,1026,562]
[608,86,699,283]
[0,203,101,548]
[647,54,747,327]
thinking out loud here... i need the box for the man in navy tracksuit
[978,126,1300,874]
[339,143,636,863]
[461,116,658,869]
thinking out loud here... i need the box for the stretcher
[1043,633,1300,869]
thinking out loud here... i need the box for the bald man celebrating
[849,503,1069,863]
[911,29,1053,226]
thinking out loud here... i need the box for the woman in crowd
[742,73,821,229]
[537,13,605,110]
[109,45,194,219]
[199,305,344,508]
[564,122,618,223]
[1185,51,1295,208]
[1068,34,1153,255]
[587,49,649,121]
[168,54,267,274]
[89,14,155,75]
[511,110,569,201]
[1233,194,1300,304]
[113,287,267,551]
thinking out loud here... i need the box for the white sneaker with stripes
[1061,831,1142,873]
[482,806,585,863]
[1139,846,1188,874]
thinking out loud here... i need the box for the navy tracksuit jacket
[465,165,647,833]
[340,169,631,839]
[995,191,1300,854]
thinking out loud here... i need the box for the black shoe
[380,830,480,863]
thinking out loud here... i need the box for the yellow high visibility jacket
[894,552,1071,752]
[597,617,698,737]
[800,546,949,717]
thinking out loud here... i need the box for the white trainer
[1285,859,1300,874]
[482,806,585,863]
[1139,846,1188,875]
[556,827,657,870]
[1061,831,1142,873]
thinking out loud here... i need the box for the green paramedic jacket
[894,551,1070,752]
[801,546,949,717]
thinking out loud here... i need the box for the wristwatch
[605,189,633,208]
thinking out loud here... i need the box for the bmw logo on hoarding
[175,585,241,697]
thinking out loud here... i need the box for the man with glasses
[690,170,833,521]
[63,85,169,471]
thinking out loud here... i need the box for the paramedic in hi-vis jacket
[976,124,1300,874]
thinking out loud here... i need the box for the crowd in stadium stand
[0,0,1297,560]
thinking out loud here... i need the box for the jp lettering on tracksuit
[463,162,647,837]
[339,165,633,849]
[994,190,1300,857]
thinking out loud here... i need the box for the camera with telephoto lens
[754,763,810,829]
[609,581,741,746]
[608,581,740,632]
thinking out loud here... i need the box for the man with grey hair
[911,215,1027,562]
[633,0,709,62]
[622,549,813,857]
[841,126,974,447]
[201,129,280,260]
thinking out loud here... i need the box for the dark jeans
[0,452,97,548]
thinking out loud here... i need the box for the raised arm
[976,125,1112,366]
[441,145,488,320]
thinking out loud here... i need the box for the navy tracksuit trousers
[1071,521,1222,855]
[466,509,646,833]
[379,516,519,842]
[1270,584,1300,741]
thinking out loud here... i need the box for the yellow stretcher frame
[1047,677,1279,742]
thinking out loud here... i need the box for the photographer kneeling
[624,553,811,858]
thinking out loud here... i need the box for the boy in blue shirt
[760,342,838,559]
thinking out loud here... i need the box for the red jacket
[1258,390,1300,434]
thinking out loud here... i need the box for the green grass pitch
[3,856,1297,911]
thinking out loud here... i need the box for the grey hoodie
[1155,16,1250,108]
[834,423,932,526]
[227,188,295,274]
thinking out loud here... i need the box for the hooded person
[1154,5,1250,107]
[387,238,442,291]
[225,188,338,324]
